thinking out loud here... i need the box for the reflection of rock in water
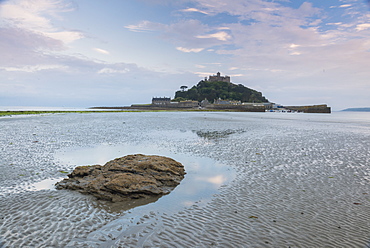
[96,194,163,213]
[56,154,185,202]
[194,129,245,140]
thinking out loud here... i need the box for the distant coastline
[341,107,370,112]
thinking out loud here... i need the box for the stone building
[152,97,171,105]
[206,72,231,83]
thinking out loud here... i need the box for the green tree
[180,85,188,92]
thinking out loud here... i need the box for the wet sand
[0,112,369,247]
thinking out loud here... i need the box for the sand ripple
[0,190,121,247]
[1,112,370,247]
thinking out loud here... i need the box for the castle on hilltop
[205,72,230,83]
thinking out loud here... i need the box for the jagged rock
[55,154,186,202]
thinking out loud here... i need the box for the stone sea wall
[286,104,331,113]
[206,104,265,112]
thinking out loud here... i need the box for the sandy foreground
[0,112,369,247]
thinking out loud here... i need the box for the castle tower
[208,72,231,83]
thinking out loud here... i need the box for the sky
[1,0,370,110]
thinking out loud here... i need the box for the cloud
[194,71,216,78]
[0,64,67,72]
[0,0,86,74]
[180,7,208,15]
[0,0,112,108]
[124,1,323,56]
[0,0,63,30]
[356,23,370,31]
[46,30,84,44]
[217,27,231,30]
[289,44,300,48]
[204,175,227,186]
[339,4,352,8]
[125,20,164,32]
[196,64,206,68]
[190,0,321,29]
[230,73,244,77]
[93,48,110,55]
[0,27,64,67]
[0,0,83,44]
[126,19,231,51]
[176,47,204,53]
[98,68,129,74]
[196,31,231,41]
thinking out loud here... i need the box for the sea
[0,111,369,247]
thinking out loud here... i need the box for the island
[92,72,331,113]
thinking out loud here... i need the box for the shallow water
[0,111,369,247]
[55,143,235,212]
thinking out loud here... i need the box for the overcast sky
[1,0,370,110]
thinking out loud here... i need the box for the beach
[0,111,369,247]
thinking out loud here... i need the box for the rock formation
[55,154,186,202]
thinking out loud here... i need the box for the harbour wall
[285,104,331,113]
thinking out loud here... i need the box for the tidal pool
[54,143,235,211]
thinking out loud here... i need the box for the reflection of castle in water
[194,129,245,140]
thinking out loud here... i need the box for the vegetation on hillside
[173,80,269,103]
